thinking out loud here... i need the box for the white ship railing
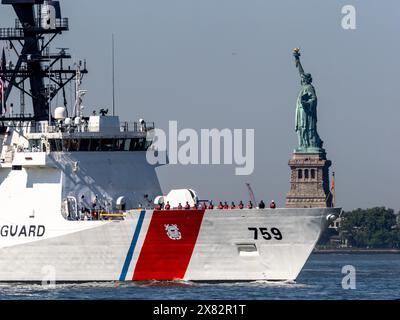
[3,120,155,134]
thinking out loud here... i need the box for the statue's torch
[293,48,301,66]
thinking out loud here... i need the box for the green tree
[339,207,400,248]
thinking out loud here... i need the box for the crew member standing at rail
[247,201,253,209]
[238,201,244,209]
[91,195,98,220]
[259,200,266,209]
[79,195,86,220]
[270,200,276,209]
[91,195,98,210]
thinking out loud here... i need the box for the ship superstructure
[0,0,162,211]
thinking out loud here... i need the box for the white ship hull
[0,207,340,282]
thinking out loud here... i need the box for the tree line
[319,207,400,248]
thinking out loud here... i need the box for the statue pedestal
[285,152,332,208]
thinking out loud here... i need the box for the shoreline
[313,248,400,254]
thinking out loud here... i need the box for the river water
[0,254,399,300]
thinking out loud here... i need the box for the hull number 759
[248,227,282,240]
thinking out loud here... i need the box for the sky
[1,0,399,212]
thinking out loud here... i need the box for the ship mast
[112,33,115,117]
[0,0,88,121]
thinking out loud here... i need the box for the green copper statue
[293,48,324,153]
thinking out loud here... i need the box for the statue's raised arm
[293,48,305,78]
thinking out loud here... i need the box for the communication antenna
[48,43,51,124]
[112,33,115,116]
[332,172,336,208]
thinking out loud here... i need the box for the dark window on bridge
[51,139,62,151]
[298,169,303,179]
[89,139,101,151]
[100,139,114,151]
[311,169,316,179]
[130,138,146,151]
[62,139,70,152]
[115,139,126,151]
[78,139,90,151]
[68,139,80,152]
[304,169,309,179]
[47,138,148,152]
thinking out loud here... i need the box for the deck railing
[15,18,69,31]
[2,120,155,134]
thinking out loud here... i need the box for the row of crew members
[155,200,276,210]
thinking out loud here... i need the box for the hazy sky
[1,0,399,211]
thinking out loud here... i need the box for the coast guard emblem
[164,224,182,240]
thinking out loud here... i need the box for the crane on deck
[245,183,256,205]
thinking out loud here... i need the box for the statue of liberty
[293,48,323,152]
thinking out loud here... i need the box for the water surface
[0,254,399,300]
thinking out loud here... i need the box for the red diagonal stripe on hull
[133,209,205,281]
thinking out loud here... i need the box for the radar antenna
[0,0,88,121]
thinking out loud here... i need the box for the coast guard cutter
[0,0,340,282]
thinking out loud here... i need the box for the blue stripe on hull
[119,210,146,281]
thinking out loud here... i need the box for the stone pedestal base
[285,152,332,208]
